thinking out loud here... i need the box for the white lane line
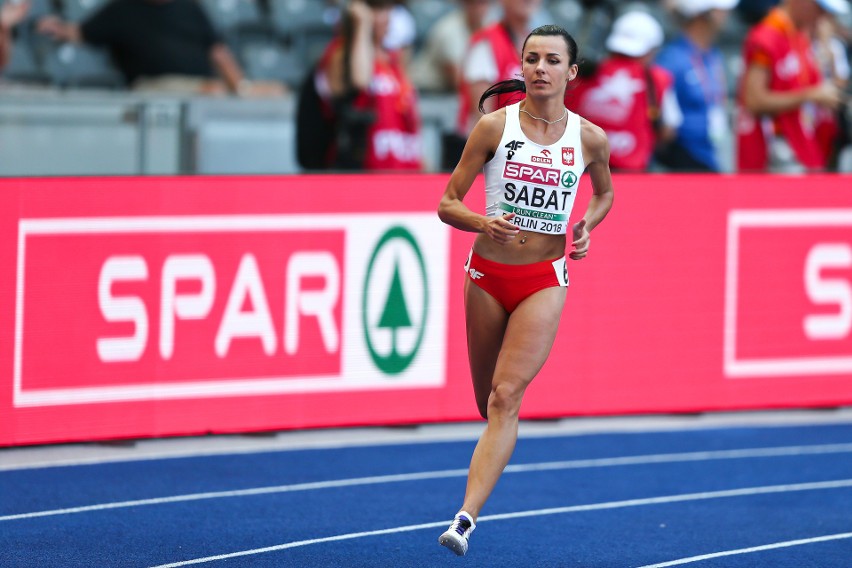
[0,469,468,522]
[636,531,852,567]
[148,478,852,567]
[150,520,450,568]
[4,443,852,522]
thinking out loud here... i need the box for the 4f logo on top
[505,140,525,161]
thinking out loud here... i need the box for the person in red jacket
[455,0,543,136]
[565,10,683,171]
[736,0,847,172]
[315,0,422,171]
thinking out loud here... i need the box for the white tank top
[483,102,585,235]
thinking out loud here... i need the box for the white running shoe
[438,511,476,556]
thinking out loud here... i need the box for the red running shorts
[463,249,568,313]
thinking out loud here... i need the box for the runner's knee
[487,382,525,418]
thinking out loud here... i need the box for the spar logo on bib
[362,226,429,375]
[503,161,560,187]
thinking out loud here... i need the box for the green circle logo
[362,226,429,375]
[561,171,578,188]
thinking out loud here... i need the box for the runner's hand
[485,212,520,245]
[569,219,589,260]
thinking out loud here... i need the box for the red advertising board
[1,174,851,446]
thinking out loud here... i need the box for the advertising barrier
[2,174,851,446]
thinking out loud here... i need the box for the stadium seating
[3,38,47,83]
[0,0,847,176]
[43,43,122,88]
[548,0,585,32]
[240,39,304,87]
[199,0,266,37]
[408,0,454,47]
[62,0,109,22]
[267,0,332,36]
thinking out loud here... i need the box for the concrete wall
[0,89,459,176]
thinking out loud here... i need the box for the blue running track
[2,421,852,567]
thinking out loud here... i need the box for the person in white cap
[655,0,738,172]
[736,0,848,172]
[565,10,683,171]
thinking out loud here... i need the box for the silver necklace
[520,106,568,125]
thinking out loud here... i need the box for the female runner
[436,24,614,556]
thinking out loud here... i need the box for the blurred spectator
[813,14,850,167]
[814,14,850,89]
[410,0,494,93]
[439,0,541,169]
[655,0,737,172]
[312,0,422,171]
[385,1,416,56]
[0,0,30,71]
[566,10,683,171]
[455,0,544,136]
[736,0,847,172]
[36,0,282,97]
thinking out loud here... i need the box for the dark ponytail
[478,79,526,113]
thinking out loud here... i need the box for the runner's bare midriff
[473,231,567,265]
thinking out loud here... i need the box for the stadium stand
[266,0,334,76]
[4,36,46,84]
[0,0,848,175]
[62,0,109,22]
[43,42,122,88]
[200,0,263,30]
[408,0,454,47]
[240,38,303,86]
